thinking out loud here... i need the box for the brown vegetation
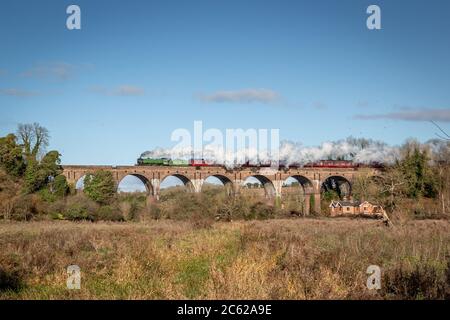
[0,218,448,300]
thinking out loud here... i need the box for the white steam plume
[139,137,407,168]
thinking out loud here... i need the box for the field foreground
[0,218,449,300]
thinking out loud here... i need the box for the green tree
[400,143,437,198]
[52,175,70,197]
[24,158,40,193]
[24,151,62,194]
[84,170,116,204]
[0,134,26,176]
[39,151,63,177]
[38,175,69,202]
[322,189,340,201]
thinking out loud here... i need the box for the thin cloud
[21,62,77,80]
[114,85,145,96]
[312,101,327,110]
[198,88,281,104]
[354,108,450,122]
[356,100,369,108]
[90,85,145,96]
[0,88,40,97]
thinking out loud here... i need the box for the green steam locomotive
[137,157,211,167]
[137,157,190,166]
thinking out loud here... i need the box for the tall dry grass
[0,218,448,300]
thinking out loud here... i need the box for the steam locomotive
[137,157,211,167]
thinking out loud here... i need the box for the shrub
[46,199,66,218]
[0,197,15,220]
[382,262,449,299]
[159,192,211,220]
[128,199,142,221]
[64,194,98,221]
[215,195,249,221]
[190,212,214,230]
[52,175,69,198]
[38,188,57,203]
[96,205,124,222]
[119,201,132,220]
[118,196,144,221]
[248,201,276,220]
[9,195,37,221]
[148,204,161,220]
[0,268,23,293]
[65,203,92,221]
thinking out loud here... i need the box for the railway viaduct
[62,165,381,214]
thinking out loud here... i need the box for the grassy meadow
[0,218,448,300]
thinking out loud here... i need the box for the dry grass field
[0,218,449,300]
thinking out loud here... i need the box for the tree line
[351,139,450,218]
[0,123,68,196]
[0,123,120,220]
[1,123,450,221]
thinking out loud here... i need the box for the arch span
[75,175,86,190]
[160,174,195,192]
[242,175,276,198]
[117,174,153,194]
[202,174,233,195]
[281,175,314,215]
[321,175,352,199]
[283,175,313,194]
[205,174,232,186]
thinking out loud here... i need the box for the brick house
[329,200,385,217]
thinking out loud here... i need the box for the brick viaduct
[62,165,381,214]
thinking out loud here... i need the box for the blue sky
[1,0,450,166]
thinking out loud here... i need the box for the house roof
[329,200,342,207]
[341,201,361,207]
[330,200,361,207]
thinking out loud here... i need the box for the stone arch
[117,174,153,195]
[202,174,233,195]
[321,175,352,199]
[160,174,195,192]
[282,175,314,194]
[242,175,276,198]
[281,175,314,215]
[205,174,232,186]
[75,175,87,190]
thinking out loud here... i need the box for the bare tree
[17,123,49,160]
[433,141,450,214]
[380,166,407,211]
[431,121,450,141]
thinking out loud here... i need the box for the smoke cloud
[139,137,407,168]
